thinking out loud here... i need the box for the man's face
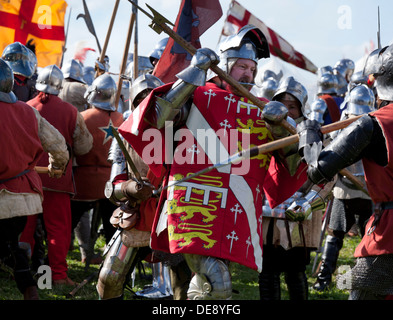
[278,93,302,120]
[229,58,256,84]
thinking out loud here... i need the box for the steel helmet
[273,76,308,114]
[2,42,37,78]
[0,58,17,103]
[334,58,355,81]
[308,98,328,124]
[209,24,270,82]
[129,73,164,109]
[374,43,393,101]
[124,56,154,81]
[83,66,95,85]
[363,47,387,77]
[149,37,169,64]
[346,84,375,115]
[85,73,117,111]
[62,59,86,83]
[317,73,338,95]
[35,65,64,95]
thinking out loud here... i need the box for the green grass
[0,233,360,300]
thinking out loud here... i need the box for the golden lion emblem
[167,198,217,223]
[168,223,217,249]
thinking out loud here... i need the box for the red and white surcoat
[355,104,393,258]
[119,82,306,272]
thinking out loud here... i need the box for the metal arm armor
[308,115,374,185]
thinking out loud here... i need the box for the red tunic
[355,104,393,257]
[0,100,43,196]
[119,82,307,271]
[28,95,77,194]
[73,108,124,200]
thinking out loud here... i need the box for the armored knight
[97,74,167,300]
[118,25,309,300]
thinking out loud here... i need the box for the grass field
[0,232,360,301]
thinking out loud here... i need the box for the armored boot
[285,271,308,300]
[258,271,281,300]
[313,235,343,291]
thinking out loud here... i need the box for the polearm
[60,7,72,69]
[126,2,301,132]
[95,0,120,78]
[154,115,364,194]
[127,1,368,195]
[114,4,137,108]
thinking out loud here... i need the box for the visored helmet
[273,76,308,113]
[85,73,117,111]
[35,65,64,95]
[334,70,348,97]
[317,65,333,77]
[129,73,164,109]
[0,58,17,103]
[317,73,338,95]
[2,42,37,78]
[346,84,375,115]
[62,59,86,83]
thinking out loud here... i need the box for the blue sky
[62,0,393,74]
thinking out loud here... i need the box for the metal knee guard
[184,254,232,300]
[96,233,138,300]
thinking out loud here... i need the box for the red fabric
[319,94,341,123]
[21,190,72,280]
[263,156,308,209]
[153,0,222,83]
[28,94,77,193]
[118,83,173,178]
[73,108,124,200]
[121,82,305,271]
[354,104,393,257]
[0,100,43,196]
[222,1,317,74]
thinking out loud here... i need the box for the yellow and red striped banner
[0,0,67,67]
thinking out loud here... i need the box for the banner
[222,1,317,74]
[153,0,222,83]
[0,0,68,67]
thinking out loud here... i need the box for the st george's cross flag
[0,0,68,67]
[222,1,318,74]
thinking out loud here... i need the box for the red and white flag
[221,1,317,74]
[153,0,222,83]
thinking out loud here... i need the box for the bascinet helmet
[272,76,308,115]
[334,58,355,81]
[125,56,154,82]
[0,58,17,103]
[210,24,270,83]
[363,47,387,77]
[36,65,64,95]
[2,42,37,79]
[85,73,117,111]
[62,59,86,83]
